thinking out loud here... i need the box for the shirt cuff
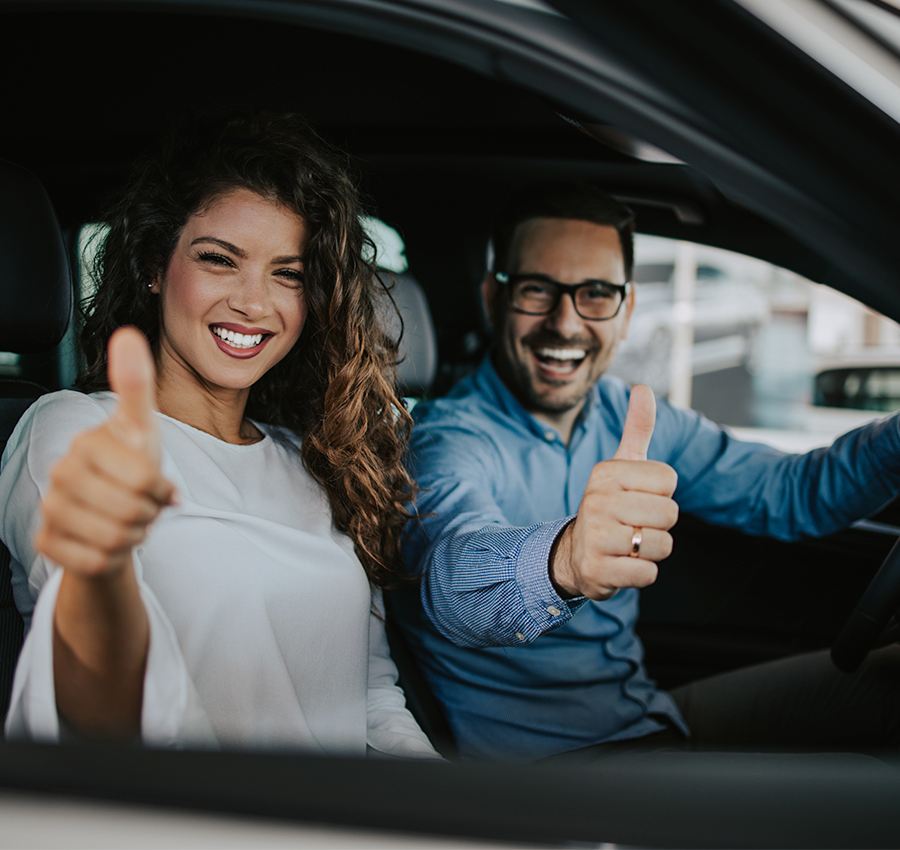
[514,516,584,640]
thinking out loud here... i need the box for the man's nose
[544,290,584,337]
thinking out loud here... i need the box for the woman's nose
[227,272,270,317]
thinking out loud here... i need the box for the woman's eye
[275,268,305,288]
[198,252,234,268]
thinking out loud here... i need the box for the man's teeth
[534,347,587,362]
[212,327,264,349]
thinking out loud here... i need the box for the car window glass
[606,234,900,453]
[0,351,20,377]
[77,221,108,301]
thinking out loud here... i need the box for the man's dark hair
[490,182,635,280]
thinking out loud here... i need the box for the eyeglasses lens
[511,279,623,319]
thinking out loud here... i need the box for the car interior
[3,1,900,845]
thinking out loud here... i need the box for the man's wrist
[548,519,578,599]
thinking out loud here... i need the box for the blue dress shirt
[396,357,900,760]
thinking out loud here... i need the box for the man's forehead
[511,217,624,276]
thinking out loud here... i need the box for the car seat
[377,271,457,757]
[0,160,73,724]
[376,271,438,400]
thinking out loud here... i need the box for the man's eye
[198,252,234,267]
[519,282,552,297]
[582,285,615,300]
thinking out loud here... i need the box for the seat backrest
[0,160,73,724]
[376,271,438,399]
[374,271,456,753]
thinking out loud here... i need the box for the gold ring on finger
[630,527,643,558]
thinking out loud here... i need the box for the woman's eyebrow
[190,238,302,265]
[191,236,246,258]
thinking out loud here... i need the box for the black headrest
[0,160,72,353]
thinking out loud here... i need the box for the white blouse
[0,390,437,758]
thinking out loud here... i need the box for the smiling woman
[0,112,439,757]
[150,188,309,437]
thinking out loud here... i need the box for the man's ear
[620,283,636,340]
[481,274,498,330]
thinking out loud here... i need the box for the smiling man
[491,216,629,426]
[395,182,900,761]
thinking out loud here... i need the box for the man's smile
[531,345,590,377]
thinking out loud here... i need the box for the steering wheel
[831,535,900,672]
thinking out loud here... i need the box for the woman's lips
[209,326,272,359]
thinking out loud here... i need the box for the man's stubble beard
[493,329,615,417]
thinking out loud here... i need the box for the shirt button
[543,429,557,442]
[547,605,562,617]
[515,632,526,641]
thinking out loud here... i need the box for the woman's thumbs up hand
[35,327,176,577]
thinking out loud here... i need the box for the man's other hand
[549,384,678,600]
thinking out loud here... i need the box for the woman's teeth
[212,327,264,349]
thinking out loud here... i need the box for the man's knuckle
[663,500,679,527]
[661,532,674,559]
[665,467,678,492]
[637,562,658,587]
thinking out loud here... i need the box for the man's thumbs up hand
[613,383,656,462]
[549,384,679,601]
[36,328,176,577]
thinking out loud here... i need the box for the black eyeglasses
[494,272,629,321]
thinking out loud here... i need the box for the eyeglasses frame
[493,272,630,321]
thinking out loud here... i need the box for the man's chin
[524,383,587,415]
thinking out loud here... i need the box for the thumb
[613,383,656,461]
[107,326,160,460]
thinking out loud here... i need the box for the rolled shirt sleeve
[404,420,581,647]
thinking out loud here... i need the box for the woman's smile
[210,323,272,356]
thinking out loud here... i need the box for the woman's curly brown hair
[76,112,414,587]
